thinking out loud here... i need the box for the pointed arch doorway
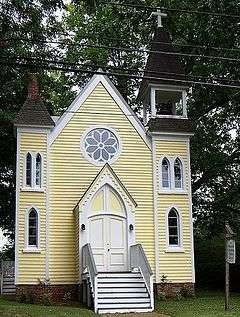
[88,185,127,272]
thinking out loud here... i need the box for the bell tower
[139,11,190,127]
[139,12,195,294]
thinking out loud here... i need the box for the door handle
[108,248,110,252]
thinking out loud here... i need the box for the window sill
[22,248,41,254]
[165,247,185,253]
[158,190,187,195]
[20,187,45,193]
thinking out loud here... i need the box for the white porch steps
[2,277,15,295]
[95,272,153,314]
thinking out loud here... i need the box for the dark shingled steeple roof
[138,29,188,98]
[14,74,55,127]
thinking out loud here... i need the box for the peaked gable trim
[49,74,151,149]
[74,163,137,212]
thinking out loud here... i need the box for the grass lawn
[156,291,240,317]
[0,296,97,317]
[0,291,240,317]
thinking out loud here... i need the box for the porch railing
[130,244,154,309]
[82,243,98,313]
[0,260,15,294]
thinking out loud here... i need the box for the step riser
[98,293,149,298]
[98,303,152,309]
[98,278,144,283]
[98,298,151,304]
[98,273,141,278]
[98,287,147,293]
[98,308,153,314]
[98,283,145,288]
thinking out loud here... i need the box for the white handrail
[130,244,154,308]
[82,244,98,313]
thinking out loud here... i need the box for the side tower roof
[14,73,55,128]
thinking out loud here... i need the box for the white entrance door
[89,215,127,272]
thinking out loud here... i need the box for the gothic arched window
[174,158,183,189]
[35,153,42,187]
[168,208,180,247]
[162,158,170,188]
[28,208,38,247]
[26,152,32,187]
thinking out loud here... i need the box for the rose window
[84,128,119,164]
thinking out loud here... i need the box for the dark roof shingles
[14,98,55,127]
[148,117,193,133]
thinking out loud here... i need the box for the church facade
[14,29,195,313]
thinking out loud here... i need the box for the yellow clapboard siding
[18,132,47,284]
[49,83,154,283]
[156,139,193,283]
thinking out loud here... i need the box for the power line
[151,41,240,54]
[102,2,240,18]
[3,55,240,85]
[4,38,240,63]
[5,36,240,54]
[1,60,240,89]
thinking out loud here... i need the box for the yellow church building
[14,28,195,313]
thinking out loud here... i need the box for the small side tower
[14,74,54,291]
[139,14,195,296]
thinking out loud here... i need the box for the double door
[89,214,127,271]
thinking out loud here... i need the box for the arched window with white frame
[26,152,32,187]
[168,208,180,247]
[161,157,171,189]
[174,158,183,189]
[35,153,42,187]
[28,208,39,248]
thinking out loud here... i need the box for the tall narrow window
[162,158,170,188]
[26,152,32,187]
[174,158,183,189]
[168,208,180,246]
[35,153,42,187]
[28,208,38,247]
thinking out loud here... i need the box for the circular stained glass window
[83,128,120,164]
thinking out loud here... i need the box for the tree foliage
[0,0,239,240]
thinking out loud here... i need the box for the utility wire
[4,38,240,63]
[3,56,240,85]
[4,36,240,54]
[102,2,240,18]
[1,60,240,89]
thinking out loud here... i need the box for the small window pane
[36,153,42,187]
[174,159,183,189]
[169,236,179,245]
[28,209,38,247]
[26,153,32,186]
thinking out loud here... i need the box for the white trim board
[49,74,151,150]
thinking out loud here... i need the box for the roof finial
[152,9,167,28]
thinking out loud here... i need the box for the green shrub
[27,292,35,304]
[180,287,195,298]
[157,291,166,301]
[19,293,26,303]
[63,291,71,303]
[42,293,52,306]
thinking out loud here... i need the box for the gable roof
[74,163,137,211]
[49,73,151,149]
